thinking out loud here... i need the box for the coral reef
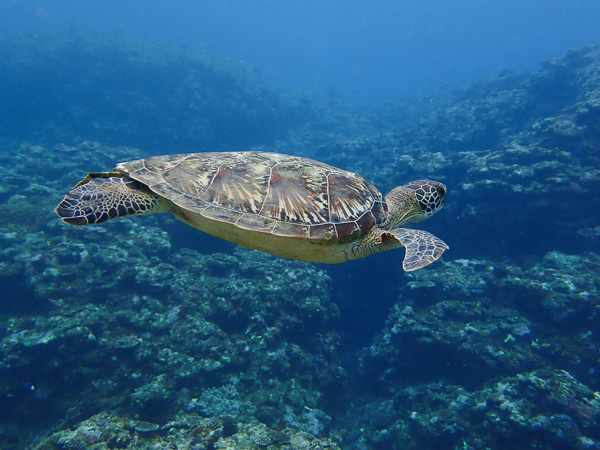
[350,253,600,446]
[34,412,341,449]
[338,369,600,449]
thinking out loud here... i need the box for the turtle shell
[118,152,388,242]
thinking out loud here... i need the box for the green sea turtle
[56,151,448,270]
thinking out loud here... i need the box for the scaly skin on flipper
[391,228,449,271]
[56,173,167,225]
[345,227,448,271]
[55,152,449,270]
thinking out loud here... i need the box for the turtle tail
[55,173,166,225]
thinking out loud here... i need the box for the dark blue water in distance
[2,0,600,104]
[1,1,600,448]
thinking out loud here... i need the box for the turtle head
[384,179,447,228]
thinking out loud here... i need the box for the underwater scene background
[1,4,600,450]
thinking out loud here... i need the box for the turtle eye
[436,186,447,206]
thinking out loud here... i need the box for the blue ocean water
[1,1,600,449]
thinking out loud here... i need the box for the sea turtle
[55,151,448,271]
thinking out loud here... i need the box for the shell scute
[334,222,362,240]
[201,161,270,214]
[233,213,276,233]
[308,223,338,240]
[356,212,377,233]
[201,204,244,224]
[272,221,311,238]
[260,162,329,224]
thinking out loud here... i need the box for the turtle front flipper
[390,228,449,271]
[55,173,166,225]
[345,226,448,270]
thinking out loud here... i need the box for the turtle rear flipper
[389,228,448,271]
[56,174,165,225]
